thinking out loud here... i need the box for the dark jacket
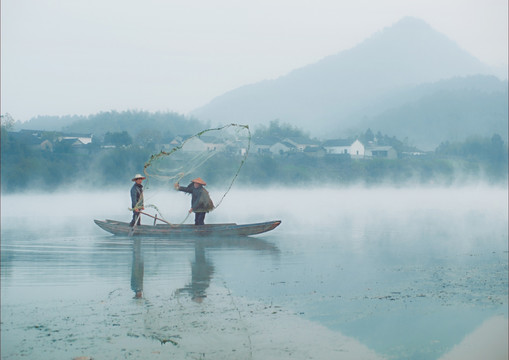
[131,183,144,209]
[178,183,214,212]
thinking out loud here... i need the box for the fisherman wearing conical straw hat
[174,177,214,225]
[130,174,146,227]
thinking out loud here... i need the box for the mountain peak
[391,16,432,29]
[193,18,498,135]
[361,16,456,52]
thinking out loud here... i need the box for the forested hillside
[2,115,507,193]
[13,110,206,142]
[360,83,508,150]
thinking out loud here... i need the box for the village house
[365,145,398,159]
[283,137,321,152]
[270,140,296,155]
[200,136,226,152]
[160,135,248,156]
[252,137,320,155]
[163,135,226,153]
[8,130,94,154]
[55,134,92,154]
[303,146,326,157]
[322,139,365,159]
[58,133,93,154]
[158,135,183,151]
[160,135,205,152]
[252,137,280,154]
[58,133,93,146]
[40,139,53,151]
[180,136,208,152]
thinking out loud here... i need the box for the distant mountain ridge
[192,17,503,144]
[12,17,506,151]
[362,76,508,149]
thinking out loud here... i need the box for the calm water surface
[1,187,508,359]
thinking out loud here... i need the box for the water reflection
[126,236,280,303]
[131,238,144,299]
[176,241,214,303]
[2,185,506,359]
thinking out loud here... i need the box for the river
[1,186,507,359]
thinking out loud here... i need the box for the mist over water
[1,185,507,359]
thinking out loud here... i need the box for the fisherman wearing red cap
[174,177,214,225]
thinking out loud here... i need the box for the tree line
[1,115,507,192]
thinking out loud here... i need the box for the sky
[1,0,507,122]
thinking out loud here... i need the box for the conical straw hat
[132,174,146,181]
[191,177,206,185]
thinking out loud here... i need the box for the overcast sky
[1,0,507,122]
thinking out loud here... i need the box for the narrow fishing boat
[94,219,281,237]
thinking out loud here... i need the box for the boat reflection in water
[128,236,279,302]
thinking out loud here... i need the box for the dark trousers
[130,211,141,227]
[195,212,206,225]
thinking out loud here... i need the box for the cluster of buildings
[7,130,398,159]
[251,137,397,159]
[160,134,397,159]
[7,130,93,154]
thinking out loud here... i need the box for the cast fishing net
[140,123,251,224]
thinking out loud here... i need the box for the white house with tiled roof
[322,139,365,158]
[270,140,296,155]
[58,133,93,145]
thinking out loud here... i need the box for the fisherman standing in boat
[130,173,145,227]
[174,177,214,225]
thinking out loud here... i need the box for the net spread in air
[139,123,251,223]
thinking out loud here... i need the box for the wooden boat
[94,219,281,237]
